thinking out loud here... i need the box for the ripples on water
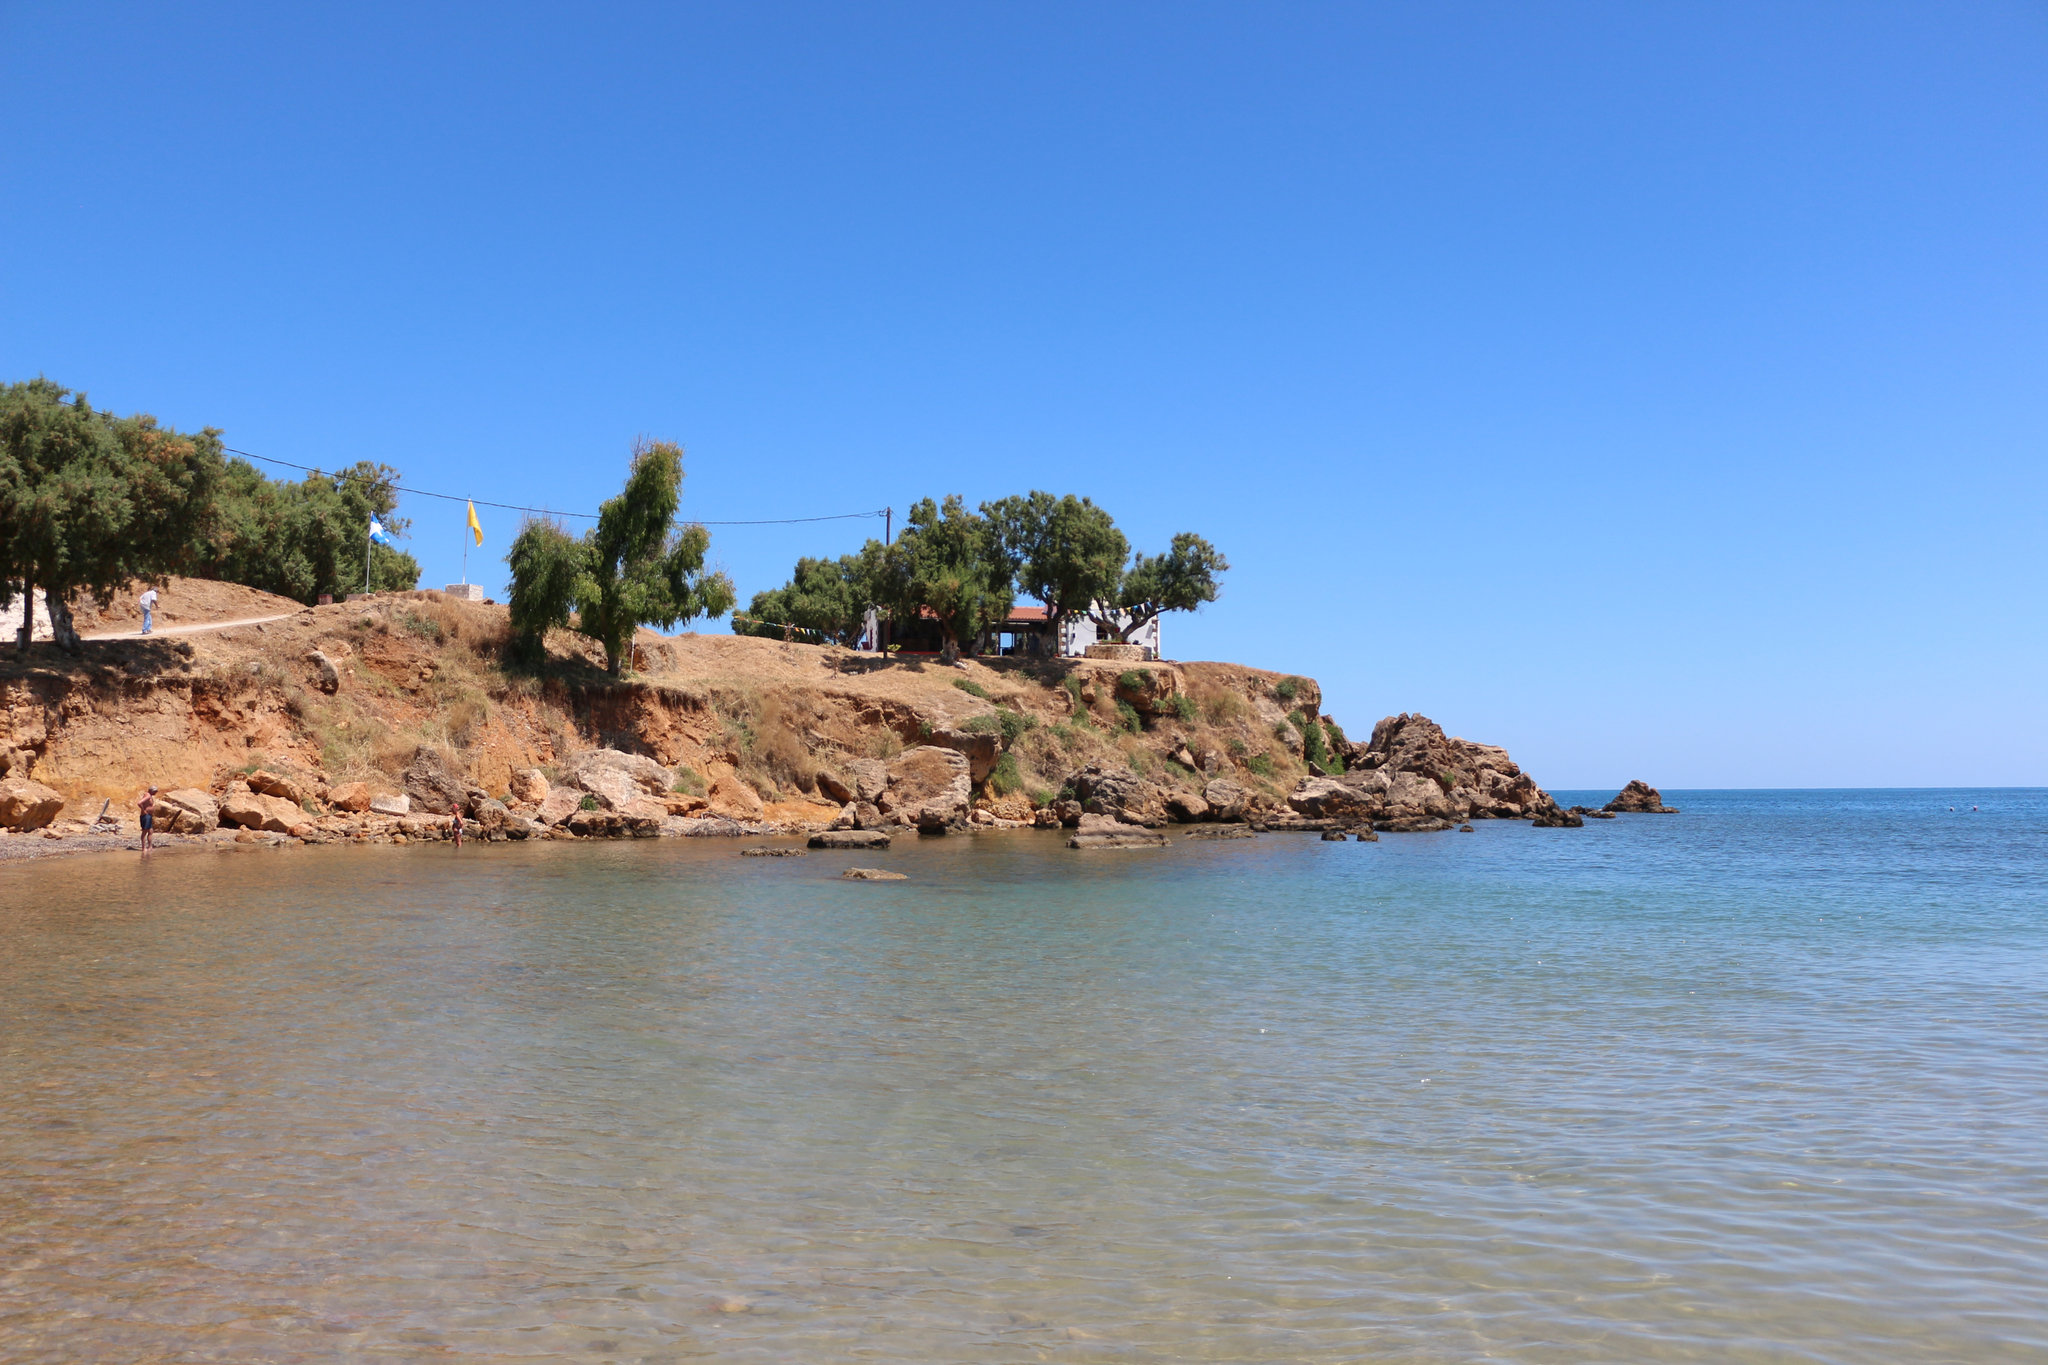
[2,790,2043,1362]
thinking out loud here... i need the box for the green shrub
[1169,693,1197,723]
[1227,738,1248,758]
[963,708,1038,749]
[671,765,707,797]
[400,611,444,642]
[1062,675,1085,706]
[1274,676,1304,703]
[1320,720,1348,772]
[1115,699,1141,734]
[1246,754,1275,778]
[579,793,599,811]
[952,677,990,699]
[1117,669,1145,692]
[1028,787,1053,809]
[998,708,1036,748]
[1294,709,1331,769]
[989,752,1022,795]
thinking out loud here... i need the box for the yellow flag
[466,500,483,547]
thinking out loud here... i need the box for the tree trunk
[16,581,32,656]
[47,592,83,655]
[939,635,960,666]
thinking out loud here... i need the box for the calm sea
[2,790,2043,1362]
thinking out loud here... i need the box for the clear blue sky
[4,2,2043,788]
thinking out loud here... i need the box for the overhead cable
[222,447,888,526]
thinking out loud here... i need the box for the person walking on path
[137,786,158,856]
[138,585,159,635]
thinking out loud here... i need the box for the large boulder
[1060,763,1169,826]
[220,790,306,833]
[1201,778,1251,821]
[508,768,550,806]
[1068,812,1169,848]
[0,777,65,831]
[246,769,309,806]
[535,787,584,827]
[926,727,999,783]
[472,798,538,840]
[328,781,373,813]
[403,747,478,815]
[306,649,341,694]
[810,829,891,850]
[704,762,766,820]
[368,792,410,817]
[844,758,888,803]
[1605,780,1677,813]
[155,788,219,833]
[570,750,671,803]
[879,746,972,829]
[1287,776,1380,822]
[1164,789,1210,823]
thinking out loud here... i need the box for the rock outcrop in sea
[1604,780,1678,813]
[1278,712,1566,832]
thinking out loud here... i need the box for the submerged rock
[810,829,891,850]
[842,866,906,880]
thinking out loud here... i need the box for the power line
[222,447,888,527]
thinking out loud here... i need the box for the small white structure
[443,583,485,602]
[988,605,1161,660]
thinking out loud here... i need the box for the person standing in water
[451,805,464,849]
[137,786,158,856]
[138,585,159,635]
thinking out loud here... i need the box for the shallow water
[2,790,2044,1362]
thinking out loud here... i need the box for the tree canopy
[736,547,880,645]
[194,457,419,605]
[506,440,735,674]
[739,489,1224,659]
[0,379,225,652]
[880,496,1013,661]
[1091,532,1230,643]
[982,491,1128,642]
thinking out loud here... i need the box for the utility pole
[885,506,892,544]
[364,518,373,594]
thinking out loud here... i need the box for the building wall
[1059,612,1161,659]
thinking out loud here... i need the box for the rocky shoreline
[1,582,1676,868]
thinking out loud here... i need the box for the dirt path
[83,611,302,641]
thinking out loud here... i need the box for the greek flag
[369,518,394,546]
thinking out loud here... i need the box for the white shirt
[139,589,158,609]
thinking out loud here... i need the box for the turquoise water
[2,790,2043,1361]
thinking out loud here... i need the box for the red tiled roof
[1005,606,1049,623]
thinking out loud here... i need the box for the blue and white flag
[368,518,394,546]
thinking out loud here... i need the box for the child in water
[137,786,158,856]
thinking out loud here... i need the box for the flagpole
[365,516,372,593]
